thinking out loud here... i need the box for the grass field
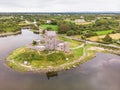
[8,47,70,67]
[87,33,120,41]
[40,25,58,31]
[71,30,113,39]
[70,35,82,39]
[95,30,113,35]
[0,16,13,20]
[75,22,93,25]
[7,46,84,72]
[58,36,82,48]
[73,47,83,59]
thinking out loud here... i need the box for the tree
[84,31,97,37]
[76,30,82,35]
[102,34,113,43]
[42,29,46,34]
[46,27,52,31]
[58,23,71,34]
[67,30,74,36]
[32,40,37,45]
[51,20,57,25]
[81,35,86,40]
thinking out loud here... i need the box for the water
[0,29,120,90]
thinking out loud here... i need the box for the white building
[46,20,51,24]
[75,16,85,23]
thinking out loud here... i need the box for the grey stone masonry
[45,31,70,52]
[45,31,57,50]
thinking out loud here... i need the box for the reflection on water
[0,30,120,90]
[46,71,58,80]
[33,31,40,34]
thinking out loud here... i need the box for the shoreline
[5,52,95,73]
[0,31,21,37]
[4,29,120,73]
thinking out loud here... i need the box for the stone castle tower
[45,31,70,52]
[45,31,57,50]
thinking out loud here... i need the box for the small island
[6,30,120,73]
[6,30,89,72]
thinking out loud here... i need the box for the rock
[73,65,76,68]
[24,61,28,65]
[67,67,70,70]
[66,58,69,61]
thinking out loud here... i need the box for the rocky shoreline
[6,53,94,73]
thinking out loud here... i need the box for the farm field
[95,30,113,35]
[75,22,93,25]
[40,25,58,31]
[87,33,120,41]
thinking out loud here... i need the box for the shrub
[102,34,113,43]
[47,52,66,61]
[32,40,37,45]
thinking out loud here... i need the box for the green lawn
[7,47,76,70]
[73,47,83,59]
[40,25,58,31]
[95,30,113,35]
[58,36,82,48]
[7,45,85,72]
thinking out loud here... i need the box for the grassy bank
[0,31,21,37]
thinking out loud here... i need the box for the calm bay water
[0,29,120,90]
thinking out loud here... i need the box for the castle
[28,31,70,53]
[45,31,70,52]
[45,31,57,50]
